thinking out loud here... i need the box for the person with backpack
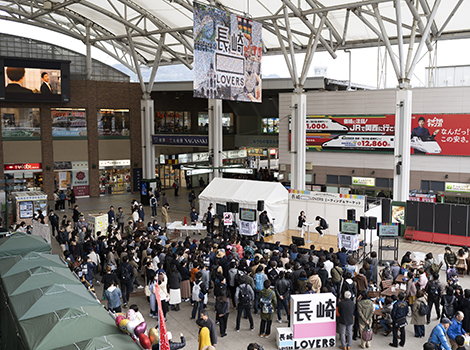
[426,272,445,324]
[341,272,357,301]
[235,274,255,332]
[411,290,428,338]
[390,291,409,348]
[424,253,442,276]
[445,247,458,271]
[259,280,277,338]
[191,271,207,320]
[275,271,291,325]
[331,260,343,296]
[117,255,134,307]
[441,286,457,320]
[253,265,267,315]
[337,290,355,350]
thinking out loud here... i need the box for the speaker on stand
[232,202,239,213]
[257,200,264,212]
[347,209,356,221]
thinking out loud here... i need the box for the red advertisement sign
[5,163,42,171]
[304,114,470,156]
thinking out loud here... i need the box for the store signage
[72,170,89,196]
[151,135,208,146]
[408,194,436,202]
[99,160,131,167]
[132,168,142,193]
[186,169,213,176]
[178,154,192,164]
[223,212,233,226]
[192,152,210,163]
[54,161,72,170]
[276,293,336,350]
[289,189,364,207]
[72,161,88,170]
[220,168,253,175]
[16,195,47,201]
[235,135,279,148]
[225,149,247,159]
[352,177,375,187]
[193,2,262,103]
[5,163,41,171]
[445,182,470,193]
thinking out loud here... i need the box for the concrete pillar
[393,89,412,201]
[290,92,307,191]
[141,99,155,179]
[208,99,223,180]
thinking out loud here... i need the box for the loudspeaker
[347,209,356,221]
[292,236,305,247]
[226,202,232,213]
[360,216,368,230]
[382,198,392,223]
[257,200,264,211]
[231,202,239,213]
[368,216,377,230]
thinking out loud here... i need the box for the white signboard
[289,190,364,207]
[277,293,336,350]
[99,159,130,167]
[239,220,257,236]
[352,177,375,187]
[223,212,233,226]
[446,182,470,193]
[338,233,360,251]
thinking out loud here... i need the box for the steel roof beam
[418,0,438,37]
[282,0,337,59]
[283,5,299,87]
[405,0,433,51]
[305,0,342,45]
[394,0,405,80]
[272,19,296,88]
[436,0,464,39]
[300,15,326,87]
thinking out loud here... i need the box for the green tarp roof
[18,306,139,350]
[0,232,50,258]
[49,334,140,350]
[10,284,100,321]
[2,266,81,296]
[0,252,65,277]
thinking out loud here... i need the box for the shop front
[99,159,131,195]
[4,163,43,191]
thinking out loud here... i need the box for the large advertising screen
[193,2,262,102]
[302,114,470,156]
[0,57,70,102]
[1,107,40,139]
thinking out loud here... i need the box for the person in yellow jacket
[197,318,211,350]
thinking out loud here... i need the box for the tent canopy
[10,284,100,321]
[0,252,65,277]
[199,178,289,233]
[0,232,51,258]
[2,266,81,296]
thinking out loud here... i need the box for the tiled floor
[50,188,470,350]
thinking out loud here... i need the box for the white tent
[198,178,289,234]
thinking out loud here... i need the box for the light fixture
[372,171,375,175]
[352,170,355,174]
[43,1,52,10]
[445,174,449,179]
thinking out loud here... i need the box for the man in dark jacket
[235,275,255,332]
[49,209,59,237]
[390,292,409,347]
[72,205,80,227]
[425,273,445,324]
[337,291,355,350]
[275,271,291,324]
[152,331,186,350]
[117,255,134,307]
[200,309,217,347]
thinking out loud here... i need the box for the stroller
[446,266,459,289]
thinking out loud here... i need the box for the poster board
[338,233,360,251]
[239,220,257,236]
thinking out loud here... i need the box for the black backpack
[443,296,455,318]
[239,285,251,305]
[119,265,131,282]
[216,297,228,315]
[428,280,439,297]
[419,301,429,316]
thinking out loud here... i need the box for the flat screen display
[0,57,70,102]
[240,208,256,222]
[339,219,359,235]
[216,203,226,217]
[378,223,400,237]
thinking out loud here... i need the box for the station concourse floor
[50,188,470,350]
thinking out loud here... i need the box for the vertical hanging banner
[193,2,262,102]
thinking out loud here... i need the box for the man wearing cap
[429,318,452,350]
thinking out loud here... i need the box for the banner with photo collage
[193,2,262,102]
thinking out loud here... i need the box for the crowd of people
[40,190,470,350]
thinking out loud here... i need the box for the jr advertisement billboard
[193,2,262,102]
[303,114,470,156]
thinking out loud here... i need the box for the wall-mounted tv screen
[240,208,256,222]
[378,223,400,237]
[0,57,70,102]
[339,219,359,235]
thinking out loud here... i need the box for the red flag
[155,282,170,350]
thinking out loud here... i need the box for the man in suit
[5,67,33,93]
[40,72,53,94]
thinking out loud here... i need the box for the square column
[209,99,223,180]
[291,92,307,191]
[393,89,412,201]
[141,99,155,180]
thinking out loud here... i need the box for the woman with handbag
[357,290,374,349]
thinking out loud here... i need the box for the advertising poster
[72,170,89,196]
[52,109,87,137]
[239,220,257,236]
[193,2,262,102]
[302,114,470,156]
[1,108,41,138]
[58,171,68,190]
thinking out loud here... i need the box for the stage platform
[264,229,339,251]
